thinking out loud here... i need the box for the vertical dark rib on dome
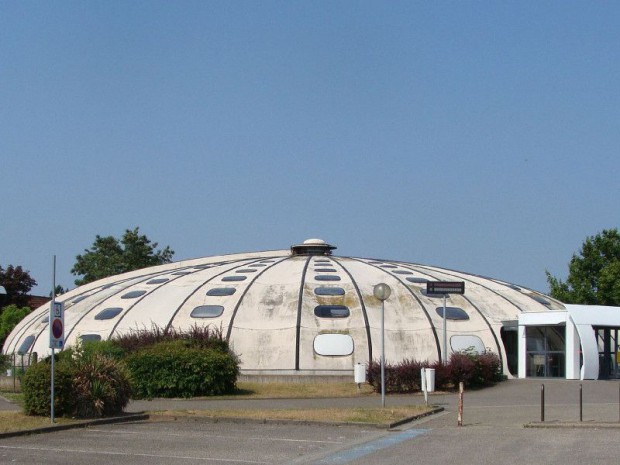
[332,258,373,362]
[161,263,240,334]
[64,271,176,343]
[353,259,442,362]
[226,258,286,341]
[295,256,313,371]
[404,265,504,363]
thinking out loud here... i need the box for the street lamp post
[373,283,391,408]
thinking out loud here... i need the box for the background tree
[0,265,37,308]
[71,227,174,285]
[546,228,620,305]
[0,304,31,347]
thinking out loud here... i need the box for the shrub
[366,350,503,393]
[22,347,131,418]
[22,356,75,416]
[114,324,229,354]
[126,340,238,399]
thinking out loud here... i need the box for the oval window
[315,275,341,282]
[407,277,428,284]
[191,305,224,318]
[80,334,102,343]
[313,334,354,356]
[121,290,147,299]
[314,305,350,318]
[222,276,247,282]
[314,287,346,296]
[451,335,485,354]
[147,278,169,285]
[435,306,469,320]
[206,288,237,297]
[17,335,36,355]
[95,307,123,320]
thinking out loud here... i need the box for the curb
[388,406,444,429]
[525,421,620,429]
[0,413,150,440]
[145,406,445,430]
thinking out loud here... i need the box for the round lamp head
[373,283,391,301]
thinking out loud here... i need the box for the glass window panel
[314,305,350,318]
[236,269,257,273]
[315,275,341,281]
[435,307,469,320]
[393,270,413,275]
[314,287,346,296]
[121,290,147,299]
[95,307,123,320]
[314,268,337,273]
[407,277,428,283]
[206,288,237,297]
[191,305,224,318]
[80,334,102,343]
[146,278,169,284]
[18,335,36,354]
[222,275,247,282]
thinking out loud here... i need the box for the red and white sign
[49,302,64,349]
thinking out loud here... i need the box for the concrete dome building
[5,239,619,380]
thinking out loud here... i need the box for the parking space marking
[314,428,429,464]
[0,445,269,464]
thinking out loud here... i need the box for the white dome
[3,242,564,378]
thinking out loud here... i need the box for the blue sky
[1,1,619,295]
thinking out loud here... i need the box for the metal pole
[457,381,464,426]
[541,384,545,422]
[442,294,447,364]
[50,255,56,424]
[381,299,385,408]
[579,384,583,422]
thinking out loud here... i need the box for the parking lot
[3,379,620,464]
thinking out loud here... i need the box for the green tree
[546,229,620,305]
[71,227,174,285]
[0,265,37,308]
[0,304,31,346]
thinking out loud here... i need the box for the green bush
[126,340,238,399]
[21,347,131,418]
[22,357,75,416]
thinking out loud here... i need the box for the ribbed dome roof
[3,240,564,376]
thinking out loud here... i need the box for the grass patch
[231,382,376,399]
[0,412,85,433]
[148,405,431,426]
[0,392,24,405]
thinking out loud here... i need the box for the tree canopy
[0,265,37,308]
[546,228,620,306]
[0,304,31,346]
[71,227,175,286]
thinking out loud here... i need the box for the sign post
[426,281,465,364]
[49,256,64,424]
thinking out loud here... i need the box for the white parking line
[0,445,269,464]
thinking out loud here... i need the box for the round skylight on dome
[304,238,326,245]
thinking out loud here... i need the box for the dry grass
[148,405,431,426]
[231,382,376,398]
[0,412,85,433]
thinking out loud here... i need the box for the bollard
[457,382,464,427]
[541,384,545,422]
[579,384,583,422]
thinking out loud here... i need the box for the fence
[0,352,38,392]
